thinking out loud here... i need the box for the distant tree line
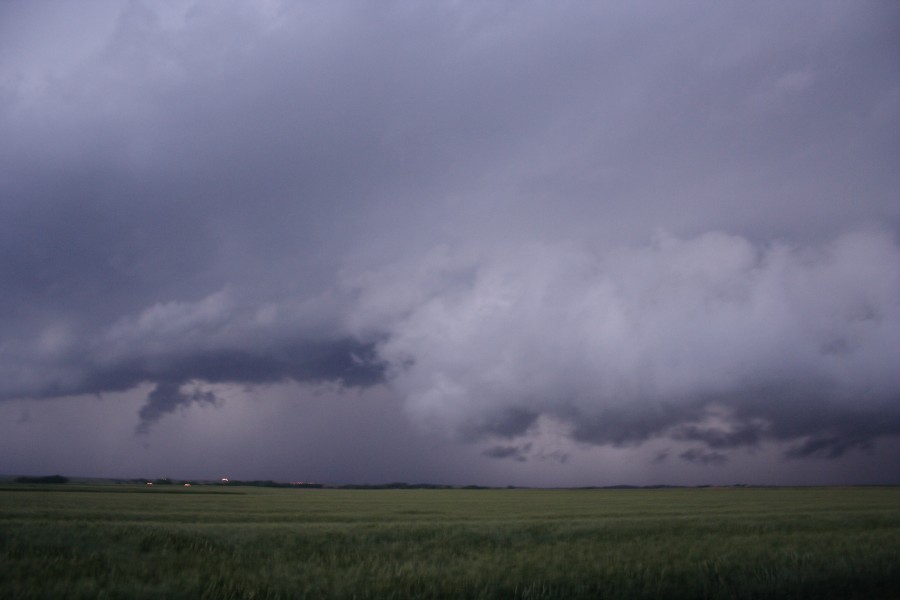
[336,482,455,490]
[219,480,323,489]
[8,475,753,490]
[14,475,69,484]
[115,478,323,488]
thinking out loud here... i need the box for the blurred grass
[0,485,897,598]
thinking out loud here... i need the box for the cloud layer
[1,1,898,480]
[352,230,900,457]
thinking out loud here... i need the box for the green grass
[0,485,898,599]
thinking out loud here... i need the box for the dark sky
[1,0,898,486]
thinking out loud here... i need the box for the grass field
[0,485,897,599]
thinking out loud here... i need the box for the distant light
[146,482,153,486]
[221,477,229,482]
[184,483,191,487]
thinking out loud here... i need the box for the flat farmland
[0,485,897,599]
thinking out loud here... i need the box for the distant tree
[15,475,69,484]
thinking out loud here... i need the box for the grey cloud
[679,448,728,466]
[137,381,218,434]
[482,443,532,463]
[480,442,569,464]
[652,450,671,464]
[784,437,872,460]
[3,331,384,431]
[568,404,706,448]
[0,286,385,429]
[4,2,897,268]
[534,450,569,465]
[460,408,540,443]
[1,1,898,481]
[672,423,765,449]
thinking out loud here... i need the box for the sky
[1,0,898,486]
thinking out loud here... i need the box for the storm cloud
[353,231,900,456]
[1,0,898,482]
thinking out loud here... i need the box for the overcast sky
[1,0,898,486]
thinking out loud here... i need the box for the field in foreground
[0,485,898,599]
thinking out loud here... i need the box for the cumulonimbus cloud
[347,229,900,458]
[2,228,898,450]
[0,1,897,485]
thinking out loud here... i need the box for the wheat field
[1,485,898,599]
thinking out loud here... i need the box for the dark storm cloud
[0,285,385,429]
[105,338,384,432]
[679,448,728,466]
[672,423,765,449]
[784,436,873,460]
[137,381,218,434]
[482,443,531,463]
[1,0,898,475]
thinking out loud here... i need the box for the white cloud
[349,230,900,450]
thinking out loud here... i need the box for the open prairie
[1,485,897,599]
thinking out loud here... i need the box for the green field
[0,485,897,599]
